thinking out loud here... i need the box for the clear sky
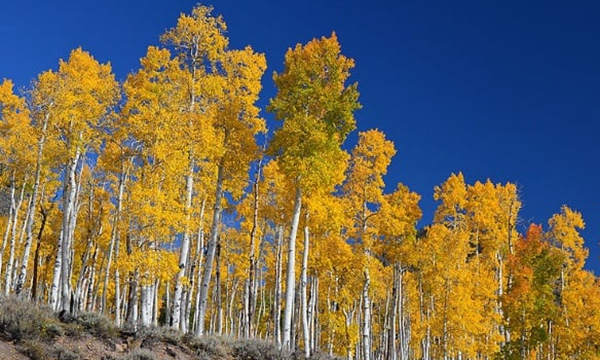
[1,1,599,272]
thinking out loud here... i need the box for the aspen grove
[1,5,599,360]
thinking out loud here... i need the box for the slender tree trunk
[140,284,153,327]
[87,248,99,312]
[153,279,160,327]
[197,163,225,335]
[497,250,506,348]
[257,262,267,338]
[326,281,334,356]
[15,112,48,296]
[4,173,27,295]
[360,195,371,360]
[58,148,82,313]
[398,268,409,360]
[215,241,223,335]
[182,280,192,332]
[282,186,302,350]
[389,266,399,360]
[244,156,263,338]
[74,231,94,314]
[31,203,48,302]
[127,271,139,329]
[50,232,63,309]
[101,166,127,318]
[0,175,19,296]
[0,174,16,260]
[309,275,319,353]
[301,214,311,358]
[114,233,122,326]
[74,186,97,313]
[173,160,195,331]
[0,192,14,284]
[274,225,284,345]
[363,268,372,360]
[164,282,170,327]
[193,198,206,335]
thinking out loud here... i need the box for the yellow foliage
[268,32,359,192]
[0,79,35,177]
[548,205,587,270]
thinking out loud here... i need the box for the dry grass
[0,296,343,360]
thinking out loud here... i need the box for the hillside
[0,297,336,360]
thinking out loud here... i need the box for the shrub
[0,296,61,341]
[75,311,118,339]
[231,338,291,360]
[309,351,344,360]
[20,339,49,360]
[54,344,81,360]
[122,348,156,360]
[184,334,232,360]
[137,325,182,347]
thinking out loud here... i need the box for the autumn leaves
[0,4,599,360]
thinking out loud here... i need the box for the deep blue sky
[2,1,599,273]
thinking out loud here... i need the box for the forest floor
[0,296,334,360]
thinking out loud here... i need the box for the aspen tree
[36,49,119,312]
[155,5,266,333]
[502,224,562,359]
[342,129,396,360]
[159,5,227,331]
[546,206,588,358]
[0,80,34,295]
[376,184,421,360]
[268,32,359,351]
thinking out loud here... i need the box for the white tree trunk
[74,232,94,314]
[282,186,302,350]
[101,165,127,317]
[15,112,48,296]
[50,227,64,311]
[245,157,262,337]
[74,186,97,314]
[309,276,319,352]
[87,250,99,312]
[197,164,224,335]
[114,240,122,327]
[172,161,194,331]
[301,217,311,358]
[0,190,14,283]
[273,225,284,345]
[193,198,206,335]
[60,148,82,313]
[389,266,398,360]
[140,284,154,327]
[362,268,372,360]
[127,272,139,330]
[4,174,27,295]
